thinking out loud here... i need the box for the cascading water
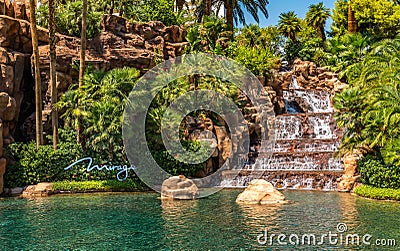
[220,76,344,190]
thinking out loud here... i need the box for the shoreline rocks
[161,175,199,200]
[236,179,286,204]
[21,182,53,198]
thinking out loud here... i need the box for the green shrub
[37,0,102,38]
[5,128,83,188]
[359,155,400,189]
[125,0,183,26]
[354,185,400,201]
[5,128,139,188]
[230,45,280,78]
[151,141,207,177]
[52,179,145,192]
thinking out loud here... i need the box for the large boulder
[21,182,53,198]
[338,150,363,192]
[161,175,199,200]
[236,179,286,205]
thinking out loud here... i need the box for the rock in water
[236,179,286,204]
[161,175,199,200]
[21,182,53,198]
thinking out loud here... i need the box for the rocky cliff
[0,0,187,193]
[0,0,46,192]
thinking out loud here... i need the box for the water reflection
[237,203,283,229]
[0,191,399,250]
[337,192,359,229]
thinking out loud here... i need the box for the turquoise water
[0,190,399,250]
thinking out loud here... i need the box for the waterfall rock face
[236,179,286,204]
[222,59,349,190]
[161,175,199,200]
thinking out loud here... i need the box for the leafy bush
[358,155,400,189]
[37,0,102,38]
[354,185,400,201]
[298,37,325,65]
[283,39,303,62]
[185,16,232,54]
[5,128,83,188]
[125,0,184,26]
[230,45,279,77]
[5,128,140,188]
[53,180,145,192]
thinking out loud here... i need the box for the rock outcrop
[261,59,347,115]
[21,182,53,197]
[0,5,44,192]
[236,179,286,204]
[33,14,187,140]
[161,175,199,200]
[0,4,188,187]
[338,150,362,192]
[0,0,31,22]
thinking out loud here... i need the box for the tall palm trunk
[78,0,88,144]
[29,0,43,147]
[348,2,357,33]
[49,0,58,150]
[205,0,212,16]
[176,0,184,11]
[225,0,234,29]
[317,25,326,42]
[79,0,87,87]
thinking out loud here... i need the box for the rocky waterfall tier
[221,60,354,191]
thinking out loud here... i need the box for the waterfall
[221,75,344,190]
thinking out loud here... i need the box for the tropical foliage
[334,37,400,168]
[331,0,400,39]
[305,3,330,42]
[358,156,400,189]
[12,0,400,191]
[56,67,140,160]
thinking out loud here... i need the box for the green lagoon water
[0,190,399,250]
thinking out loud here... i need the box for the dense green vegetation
[359,156,400,189]
[53,180,145,192]
[5,0,400,193]
[354,185,400,201]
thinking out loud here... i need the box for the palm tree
[79,0,87,88]
[277,11,302,41]
[223,0,269,29]
[49,0,58,150]
[324,33,369,82]
[334,37,400,158]
[305,2,330,42]
[78,0,88,144]
[348,1,357,33]
[29,0,43,147]
[56,67,139,159]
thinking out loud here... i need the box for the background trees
[29,0,43,147]
[331,0,400,39]
[334,37,400,168]
[305,3,330,42]
[277,11,302,42]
